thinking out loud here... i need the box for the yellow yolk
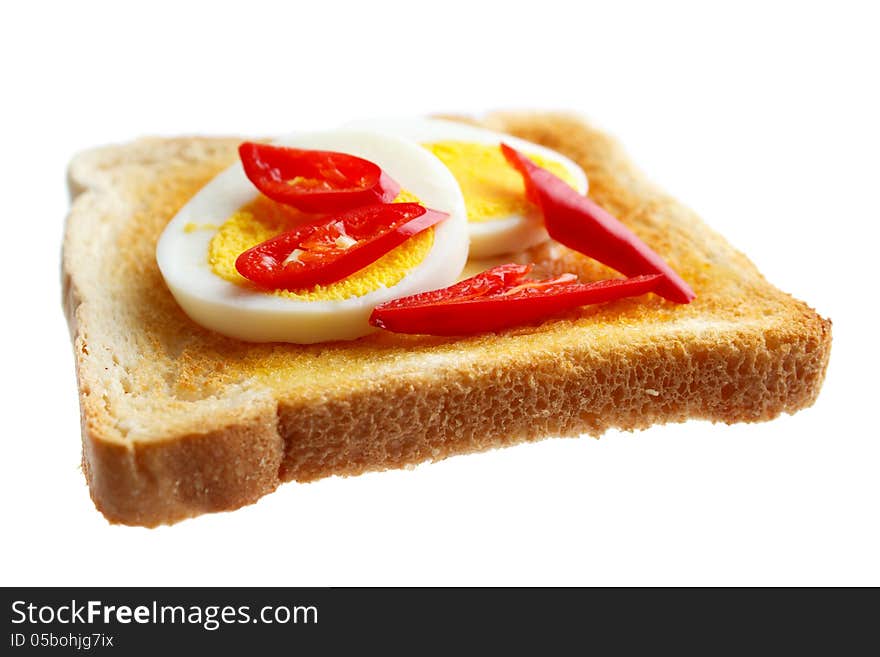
[184,222,219,233]
[422,141,577,223]
[207,190,433,301]
[286,176,328,190]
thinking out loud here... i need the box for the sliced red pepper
[370,264,662,336]
[239,142,401,213]
[501,143,695,304]
[235,203,447,290]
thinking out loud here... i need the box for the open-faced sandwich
[63,112,831,526]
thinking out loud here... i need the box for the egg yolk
[206,189,434,301]
[422,141,577,223]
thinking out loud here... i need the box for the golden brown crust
[279,308,831,483]
[62,114,831,526]
[82,414,283,526]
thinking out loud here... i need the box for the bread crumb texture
[63,113,831,526]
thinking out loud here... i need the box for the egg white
[344,118,588,257]
[156,129,468,343]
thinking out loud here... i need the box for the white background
[1,0,877,586]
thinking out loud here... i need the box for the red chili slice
[370,264,662,336]
[235,203,447,290]
[239,142,401,213]
[500,143,695,304]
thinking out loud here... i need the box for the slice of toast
[63,112,831,526]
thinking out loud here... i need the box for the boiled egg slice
[157,130,468,343]
[345,118,588,258]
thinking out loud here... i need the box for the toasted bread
[62,112,831,526]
